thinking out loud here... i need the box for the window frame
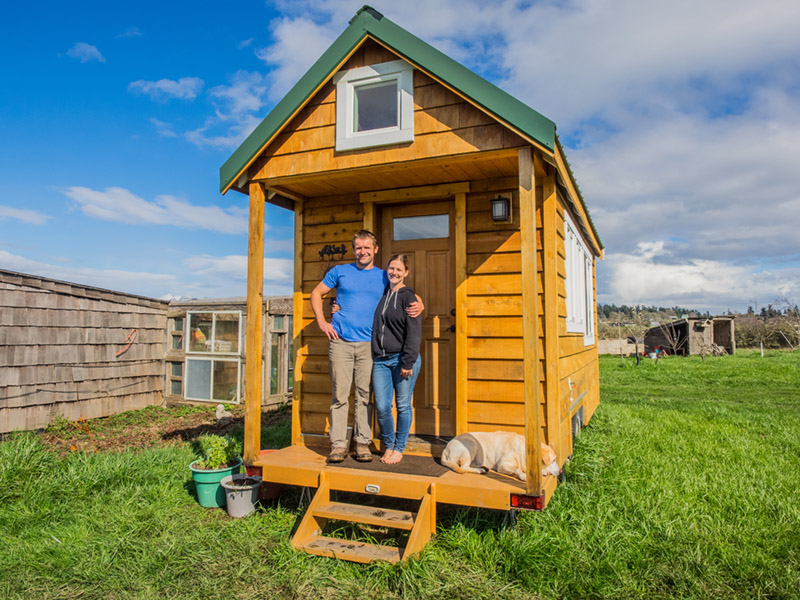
[564,211,596,346]
[185,310,242,356]
[183,310,243,403]
[183,355,242,404]
[334,59,414,151]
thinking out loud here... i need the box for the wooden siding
[555,196,600,458]
[464,182,548,442]
[250,40,526,184]
[0,273,168,433]
[296,194,364,435]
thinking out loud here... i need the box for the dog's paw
[517,471,526,481]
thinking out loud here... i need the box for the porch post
[454,191,468,434]
[519,147,543,495]
[244,182,265,465]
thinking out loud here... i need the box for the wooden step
[314,501,415,530]
[303,536,402,564]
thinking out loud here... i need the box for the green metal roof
[220,5,557,194]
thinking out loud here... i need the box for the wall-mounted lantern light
[491,195,511,222]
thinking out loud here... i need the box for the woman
[371,254,422,464]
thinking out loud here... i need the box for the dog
[440,431,560,481]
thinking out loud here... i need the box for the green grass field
[1,349,798,599]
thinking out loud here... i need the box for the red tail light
[510,493,544,511]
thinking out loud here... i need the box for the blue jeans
[372,353,421,453]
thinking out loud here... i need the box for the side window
[334,59,414,151]
[564,212,595,345]
[184,311,243,403]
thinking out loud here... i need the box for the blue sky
[2,0,799,312]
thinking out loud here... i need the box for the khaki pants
[328,339,373,448]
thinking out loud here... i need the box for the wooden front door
[380,201,456,437]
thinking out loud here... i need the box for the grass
[1,349,798,599]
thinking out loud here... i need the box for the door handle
[450,308,456,316]
[446,324,456,333]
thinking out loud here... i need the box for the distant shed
[644,316,735,356]
[0,269,168,433]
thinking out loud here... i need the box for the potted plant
[189,434,242,508]
[220,474,263,518]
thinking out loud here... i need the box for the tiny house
[222,7,603,561]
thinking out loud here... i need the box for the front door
[380,201,455,437]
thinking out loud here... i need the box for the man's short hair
[352,230,378,248]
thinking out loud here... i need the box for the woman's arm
[400,293,423,376]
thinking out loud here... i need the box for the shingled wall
[0,269,169,433]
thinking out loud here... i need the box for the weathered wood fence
[0,269,168,432]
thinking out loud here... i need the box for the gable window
[564,212,595,345]
[334,59,414,151]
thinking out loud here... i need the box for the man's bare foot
[380,450,393,464]
[384,449,403,464]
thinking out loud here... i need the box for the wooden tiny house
[222,7,603,561]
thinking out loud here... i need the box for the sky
[1,0,799,313]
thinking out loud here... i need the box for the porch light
[491,195,511,222]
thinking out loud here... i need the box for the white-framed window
[334,59,414,151]
[184,357,242,403]
[564,212,595,345]
[186,311,242,355]
[185,311,242,403]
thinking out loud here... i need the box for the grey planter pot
[220,474,263,518]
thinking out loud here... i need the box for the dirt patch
[38,404,290,455]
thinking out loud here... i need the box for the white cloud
[149,117,178,138]
[238,38,254,50]
[0,205,50,225]
[128,77,204,101]
[117,27,141,39]
[62,186,248,235]
[0,248,296,301]
[185,254,293,282]
[255,17,337,101]
[0,251,175,297]
[66,42,106,63]
[185,71,269,148]
[175,253,294,298]
[600,242,800,312]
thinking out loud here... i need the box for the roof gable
[220,6,556,194]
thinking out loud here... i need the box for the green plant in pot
[189,434,243,508]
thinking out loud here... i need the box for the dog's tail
[440,453,467,474]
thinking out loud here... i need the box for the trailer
[221,6,603,562]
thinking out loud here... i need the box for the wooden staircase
[291,472,437,563]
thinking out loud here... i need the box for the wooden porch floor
[254,445,558,511]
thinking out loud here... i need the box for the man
[310,230,421,463]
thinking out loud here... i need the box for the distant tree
[747,306,754,315]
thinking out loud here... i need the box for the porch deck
[255,445,558,511]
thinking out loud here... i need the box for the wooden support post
[454,192,468,434]
[244,182,265,466]
[519,147,543,495]
[363,200,375,235]
[542,171,562,462]
[292,199,304,446]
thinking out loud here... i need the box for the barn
[222,6,603,561]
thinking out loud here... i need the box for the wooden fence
[0,269,169,432]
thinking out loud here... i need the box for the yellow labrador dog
[440,431,560,481]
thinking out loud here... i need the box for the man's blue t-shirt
[323,264,388,342]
